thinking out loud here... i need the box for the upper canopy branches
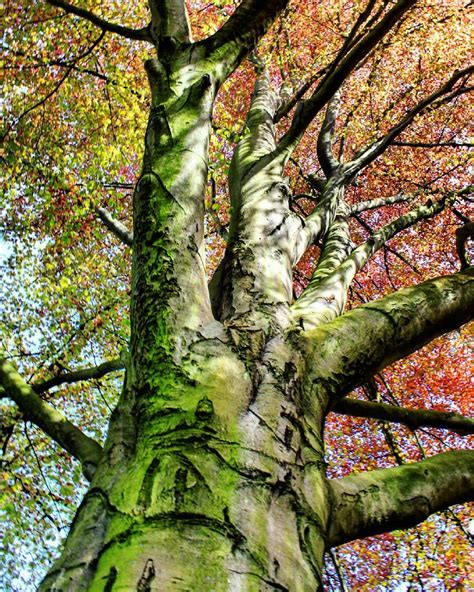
[291,187,473,329]
[45,0,291,80]
[341,66,474,180]
[273,0,417,158]
[46,0,153,42]
[229,2,471,185]
[272,53,473,185]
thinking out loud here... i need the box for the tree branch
[364,376,474,543]
[148,0,192,46]
[2,31,105,141]
[343,67,473,178]
[350,192,409,214]
[96,207,133,246]
[352,211,422,275]
[301,269,474,402]
[46,0,152,42]
[304,202,352,286]
[327,450,474,547]
[293,179,345,265]
[317,91,342,177]
[228,68,280,201]
[391,140,474,148]
[332,397,474,434]
[275,0,416,156]
[0,358,103,479]
[33,358,125,394]
[292,191,455,328]
[274,72,319,123]
[456,221,474,270]
[201,0,290,83]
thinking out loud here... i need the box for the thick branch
[228,69,280,202]
[33,358,125,394]
[96,207,133,246]
[350,192,408,214]
[333,398,474,434]
[364,376,474,543]
[293,178,345,264]
[46,0,152,42]
[0,358,103,479]
[328,450,474,546]
[213,70,297,327]
[201,0,289,83]
[301,269,474,401]
[317,92,342,177]
[306,202,352,286]
[148,0,192,45]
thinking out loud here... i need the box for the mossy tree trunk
[4,1,471,590]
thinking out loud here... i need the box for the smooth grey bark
[317,92,341,177]
[308,203,352,286]
[300,269,474,409]
[95,207,133,246]
[200,0,290,83]
[0,358,103,479]
[148,0,192,46]
[350,192,408,214]
[328,450,474,546]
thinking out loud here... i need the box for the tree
[1,0,473,589]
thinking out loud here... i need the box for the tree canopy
[1,0,473,590]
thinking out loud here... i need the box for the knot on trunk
[195,396,214,421]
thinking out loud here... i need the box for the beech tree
[1,0,473,590]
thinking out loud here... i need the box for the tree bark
[0,358,102,479]
[39,333,332,591]
[328,450,474,546]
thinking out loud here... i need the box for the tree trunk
[39,35,328,592]
[40,334,330,591]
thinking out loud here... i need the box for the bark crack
[248,408,289,449]
[228,569,290,591]
[136,559,156,592]
[103,566,118,592]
